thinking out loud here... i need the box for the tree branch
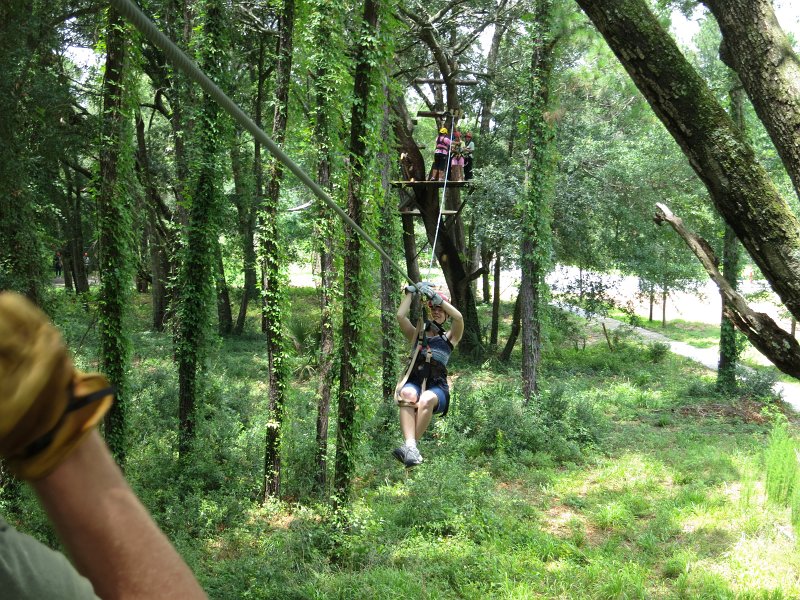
[654,202,800,378]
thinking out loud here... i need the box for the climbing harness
[394,317,427,407]
[110,0,414,287]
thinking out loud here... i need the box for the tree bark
[334,0,379,503]
[574,0,800,329]
[702,0,800,199]
[500,292,522,362]
[214,239,232,335]
[261,0,294,501]
[718,79,745,391]
[520,0,556,402]
[97,5,132,463]
[490,252,501,345]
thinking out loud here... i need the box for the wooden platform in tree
[390,180,469,188]
[399,209,458,216]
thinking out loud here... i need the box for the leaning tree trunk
[334,0,380,503]
[702,0,800,200]
[97,5,133,463]
[574,0,800,336]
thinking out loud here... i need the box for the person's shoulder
[0,517,100,599]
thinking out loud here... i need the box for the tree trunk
[231,132,257,335]
[481,247,493,304]
[66,175,90,294]
[214,240,232,335]
[308,0,342,494]
[176,0,225,455]
[334,0,380,503]
[661,288,667,328]
[134,110,171,331]
[718,79,745,392]
[520,0,556,402]
[656,202,800,378]
[574,0,800,327]
[500,292,522,362]
[702,0,800,200]
[261,0,294,500]
[379,83,400,406]
[97,5,132,464]
[490,252,501,345]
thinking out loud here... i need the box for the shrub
[450,381,607,462]
[646,341,670,363]
[737,366,781,402]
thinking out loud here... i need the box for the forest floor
[35,278,800,598]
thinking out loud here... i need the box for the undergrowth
[3,289,800,599]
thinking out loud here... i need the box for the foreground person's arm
[31,430,207,600]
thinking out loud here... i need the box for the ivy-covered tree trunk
[378,83,400,407]
[261,0,294,500]
[334,0,380,503]
[97,5,134,462]
[307,0,343,496]
[176,0,226,455]
[575,0,800,375]
[520,0,556,402]
[717,82,745,392]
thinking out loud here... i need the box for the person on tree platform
[450,131,465,181]
[393,282,463,467]
[463,131,475,181]
[0,292,207,600]
[429,127,451,181]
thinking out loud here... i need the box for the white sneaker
[404,445,423,467]
[392,445,408,465]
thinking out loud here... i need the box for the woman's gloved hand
[0,292,113,480]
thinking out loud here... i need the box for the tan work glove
[0,292,113,480]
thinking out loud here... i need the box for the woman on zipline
[393,283,464,467]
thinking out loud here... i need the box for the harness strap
[395,317,426,407]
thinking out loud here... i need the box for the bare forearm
[31,431,207,600]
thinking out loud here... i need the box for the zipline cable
[109,0,416,286]
[427,114,455,276]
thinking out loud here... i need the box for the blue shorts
[401,382,449,415]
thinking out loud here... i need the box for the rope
[427,113,456,276]
[109,0,415,286]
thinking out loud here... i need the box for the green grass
[9,288,800,599]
